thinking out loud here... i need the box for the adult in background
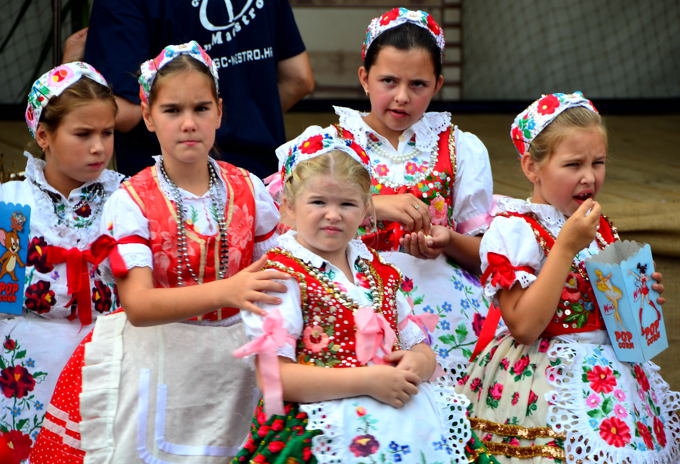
[73,0,314,178]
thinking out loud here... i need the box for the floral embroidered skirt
[456,330,680,463]
[234,381,474,463]
[0,315,94,462]
[382,252,491,382]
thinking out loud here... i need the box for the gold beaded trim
[470,417,566,459]
[484,441,565,460]
[470,417,565,440]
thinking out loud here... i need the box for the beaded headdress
[362,7,445,62]
[25,62,109,138]
[138,40,219,105]
[277,126,371,183]
[510,91,598,157]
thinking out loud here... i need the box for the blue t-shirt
[84,0,306,178]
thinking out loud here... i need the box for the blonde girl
[457,92,679,463]
[233,126,476,463]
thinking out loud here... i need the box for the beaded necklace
[159,160,229,285]
[268,248,384,314]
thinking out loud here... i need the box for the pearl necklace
[366,137,420,163]
[365,136,438,187]
[159,161,229,285]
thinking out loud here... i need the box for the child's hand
[373,194,430,233]
[364,364,420,408]
[558,199,601,255]
[652,270,666,306]
[400,226,449,259]
[385,345,435,381]
[222,256,290,315]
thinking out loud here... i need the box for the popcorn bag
[585,240,668,363]
[0,202,31,315]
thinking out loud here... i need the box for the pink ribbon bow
[355,306,397,365]
[399,312,439,343]
[233,309,295,417]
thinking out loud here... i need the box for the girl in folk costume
[232,126,485,464]
[0,62,124,462]
[30,41,289,463]
[456,92,680,463]
[325,8,495,381]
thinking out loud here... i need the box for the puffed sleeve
[251,173,280,259]
[452,128,494,236]
[101,187,153,270]
[240,277,302,361]
[479,215,544,300]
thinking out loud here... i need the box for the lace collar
[494,196,567,234]
[277,230,373,271]
[24,151,123,197]
[333,106,451,153]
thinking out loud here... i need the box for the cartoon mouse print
[0,212,27,281]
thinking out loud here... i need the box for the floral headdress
[276,125,371,184]
[25,62,109,137]
[510,91,598,157]
[362,7,445,62]
[138,40,219,104]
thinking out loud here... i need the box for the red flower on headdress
[511,126,526,155]
[50,68,69,84]
[300,135,325,154]
[349,141,370,165]
[426,15,442,36]
[536,94,560,115]
[380,8,401,25]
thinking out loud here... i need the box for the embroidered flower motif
[633,364,650,392]
[471,312,485,337]
[400,276,414,293]
[586,365,617,393]
[0,430,32,463]
[586,393,601,408]
[613,404,628,420]
[428,194,448,226]
[0,366,35,399]
[350,434,380,457]
[24,280,56,314]
[92,279,113,314]
[374,163,389,176]
[599,417,631,447]
[26,237,52,274]
[302,325,330,353]
[637,421,654,449]
[653,416,667,448]
[536,94,560,115]
[74,202,92,218]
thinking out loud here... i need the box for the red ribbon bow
[481,252,533,289]
[44,234,146,326]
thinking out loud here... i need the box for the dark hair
[39,77,117,134]
[363,22,442,77]
[148,54,219,105]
